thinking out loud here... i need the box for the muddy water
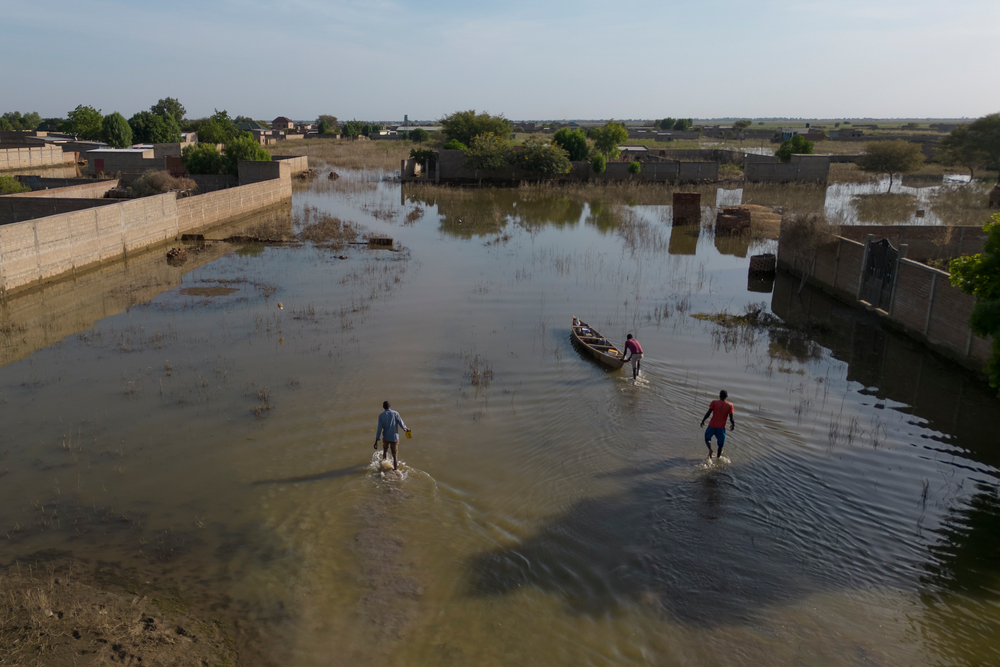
[1,171,999,666]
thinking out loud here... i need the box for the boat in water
[571,317,625,369]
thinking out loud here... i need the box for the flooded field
[1,166,998,666]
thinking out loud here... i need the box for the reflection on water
[1,172,998,666]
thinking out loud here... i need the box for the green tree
[949,213,1000,396]
[101,112,133,148]
[410,148,438,163]
[318,119,331,135]
[62,104,103,140]
[552,128,589,161]
[442,139,467,150]
[223,135,271,176]
[592,121,628,160]
[341,121,365,139]
[440,110,512,147]
[464,132,510,172]
[182,143,227,175]
[0,118,12,131]
[1,111,42,131]
[198,110,242,144]
[660,118,676,131]
[129,111,182,144]
[733,119,751,140]
[673,118,693,131]
[317,114,338,129]
[857,139,925,193]
[591,153,607,174]
[938,126,985,182]
[408,128,430,144]
[150,97,186,125]
[964,113,1000,183]
[775,135,815,162]
[512,136,571,175]
[627,160,642,175]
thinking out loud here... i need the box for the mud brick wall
[0,146,76,170]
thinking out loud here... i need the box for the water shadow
[465,454,921,627]
[251,462,368,486]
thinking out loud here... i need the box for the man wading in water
[700,390,735,459]
[375,401,410,470]
[623,333,643,381]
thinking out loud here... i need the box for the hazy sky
[3,0,997,122]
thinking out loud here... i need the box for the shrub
[627,161,642,175]
[130,170,196,198]
[182,143,226,175]
[511,136,571,175]
[464,132,510,172]
[223,135,271,176]
[591,153,607,174]
[443,139,467,150]
[776,135,814,162]
[0,175,31,194]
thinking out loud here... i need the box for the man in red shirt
[700,390,735,458]
[623,333,643,380]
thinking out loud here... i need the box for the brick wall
[838,225,986,262]
[776,217,992,374]
[0,168,292,294]
[0,197,119,225]
[745,154,830,183]
[176,176,290,233]
[433,149,716,183]
[5,179,119,199]
[271,155,309,174]
[0,146,77,171]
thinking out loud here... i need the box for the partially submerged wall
[424,150,717,184]
[776,218,991,373]
[745,154,830,183]
[837,224,986,262]
[0,159,296,294]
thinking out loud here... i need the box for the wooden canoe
[571,317,626,369]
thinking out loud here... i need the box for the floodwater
[1,169,999,666]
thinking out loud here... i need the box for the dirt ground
[0,567,239,667]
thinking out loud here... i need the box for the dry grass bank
[0,569,237,667]
[269,138,412,171]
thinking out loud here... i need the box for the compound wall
[0,160,295,294]
[776,218,992,373]
[745,154,831,183]
[0,146,77,171]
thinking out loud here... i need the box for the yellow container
[406,430,412,439]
